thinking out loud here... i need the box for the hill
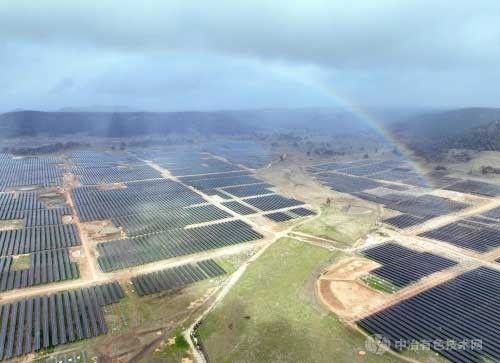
[392,108,500,159]
[0,108,412,139]
[0,111,253,138]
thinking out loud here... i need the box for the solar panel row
[132,259,225,296]
[0,282,123,361]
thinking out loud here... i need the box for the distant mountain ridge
[391,107,500,158]
[1,108,500,156]
[0,108,410,139]
[56,106,143,112]
[393,107,500,137]
[0,110,254,137]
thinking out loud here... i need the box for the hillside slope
[0,111,253,138]
[392,108,500,158]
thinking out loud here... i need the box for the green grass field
[362,274,400,294]
[198,238,403,363]
[12,254,31,270]
[295,205,377,246]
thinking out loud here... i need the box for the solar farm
[0,282,124,361]
[0,142,321,362]
[360,242,458,288]
[0,143,499,363]
[306,156,500,363]
[358,267,500,363]
[306,158,494,230]
[131,259,226,296]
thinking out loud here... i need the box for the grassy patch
[104,280,216,335]
[12,254,31,270]
[198,237,403,363]
[174,334,189,349]
[0,219,23,231]
[295,204,377,246]
[215,252,250,275]
[361,274,400,294]
[150,331,192,363]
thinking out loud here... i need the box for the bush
[175,334,190,349]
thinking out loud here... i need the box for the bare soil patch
[317,257,387,319]
[62,214,74,224]
[97,182,127,190]
[81,220,125,242]
[322,257,380,281]
[39,189,67,208]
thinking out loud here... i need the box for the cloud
[2,1,500,69]
[0,1,499,111]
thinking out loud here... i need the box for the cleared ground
[198,237,407,363]
[295,204,378,247]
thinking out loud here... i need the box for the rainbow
[272,66,431,184]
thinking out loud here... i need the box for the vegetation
[295,204,377,246]
[362,274,400,294]
[104,281,216,335]
[481,165,500,175]
[394,109,500,160]
[198,237,402,363]
[11,254,31,270]
[3,141,85,156]
[149,331,192,363]
[0,219,23,231]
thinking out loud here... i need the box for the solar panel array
[0,282,124,361]
[221,183,274,198]
[464,207,500,229]
[385,195,469,217]
[69,149,309,273]
[136,150,243,177]
[244,194,304,211]
[70,151,162,185]
[307,160,375,174]
[315,172,384,194]
[0,224,81,257]
[445,179,500,197]
[264,212,295,222]
[382,194,469,229]
[358,267,500,363]
[132,259,225,296]
[361,242,458,287]
[307,159,496,232]
[201,141,275,169]
[0,160,83,293]
[419,220,500,253]
[96,220,263,272]
[309,159,431,188]
[0,248,79,292]
[0,156,64,192]
[383,214,434,229]
[264,208,317,223]
[287,207,317,217]
[180,171,252,183]
[222,201,257,215]
[0,191,71,228]
[72,179,233,237]
[183,175,263,191]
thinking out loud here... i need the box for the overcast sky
[1,1,499,112]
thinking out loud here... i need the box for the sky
[0,1,499,112]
